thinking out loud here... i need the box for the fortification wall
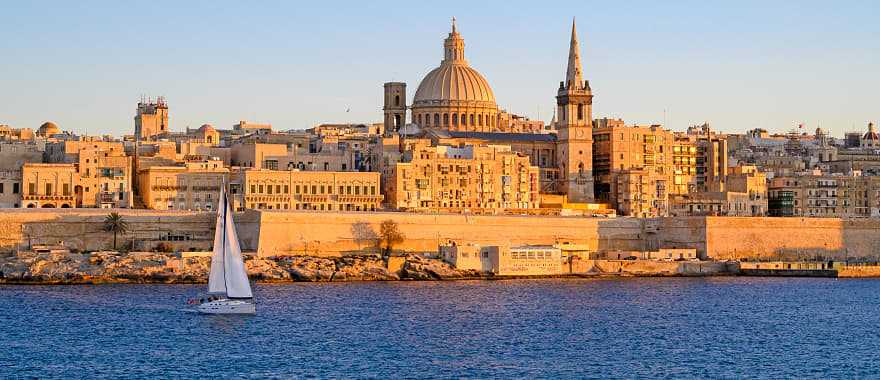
[254,211,644,257]
[3,209,880,261]
[703,217,880,260]
[0,209,260,253]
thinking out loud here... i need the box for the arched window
[443,113,449,126]
[394,114,401,128]
[470,114,475,126]
[394,95,400,107]
[417,114,422,125]
[434,114,440,125]
[577,104,584,120]
[478,114,483,126]
[452,113,458,126]
[578,162,584,177]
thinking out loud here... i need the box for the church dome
[410,19,499,131]
[413,64,496,106]
[38,122,60,136]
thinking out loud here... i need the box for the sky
[1,0,878,138]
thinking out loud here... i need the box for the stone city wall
[254,211,645,257]
[2,210,880,261]
[0,209,261,253]
[703,217,880,260]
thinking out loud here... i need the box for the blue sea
[1,278,878,378]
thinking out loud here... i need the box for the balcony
[23,194,74,201]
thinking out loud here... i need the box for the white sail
[222,197,253,299]
[206,189,227,295]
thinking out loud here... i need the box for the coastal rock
[333,255,399,281]
[0,252,471,284]
[280,256,337,281]
[246,258,291,281]
[400,254,467,280]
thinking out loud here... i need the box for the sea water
[1,277,878,378]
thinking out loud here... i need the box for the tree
[378,219,405,256]
[351,221,379,253]
[103,212,129,250]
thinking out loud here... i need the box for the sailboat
[197,185,256,315]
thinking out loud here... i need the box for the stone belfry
[555,18,594,202]
[383,82,406,136]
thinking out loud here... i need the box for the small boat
[197,185,255,315]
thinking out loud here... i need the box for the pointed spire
[452,16,457,34]
[566,17,584,90]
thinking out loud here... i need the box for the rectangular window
[251,185,256,193]
[311,185,317,194]
[13,183,19,194]
[259,185,264,193]
[63,184,70,196]
[355,186,360,195]
[45,183,52,195]
[0,183,3,193]
[295,185,300,193]
[276,185,281,194]
[268,185,273,194]
[29,183,35,194]
[284,185,289,193]
[339,186,344,194]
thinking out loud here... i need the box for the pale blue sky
[1,1,877,137]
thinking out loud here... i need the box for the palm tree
[103,212,129,250]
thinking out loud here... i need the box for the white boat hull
[198,299,256,314]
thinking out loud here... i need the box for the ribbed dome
[413,63,496,106]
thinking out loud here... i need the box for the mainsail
[206,186,253,299]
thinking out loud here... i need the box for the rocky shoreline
[0,251,487,285]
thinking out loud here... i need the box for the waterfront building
[230,169,382,212]
[22,139,133,208]
[137,158,228,211]
[385,142,539,213]
[614,168,668,218]
[440,244,563,275]
[593,121,692,216]
[0,143,44,208]
[768,173,880,218]
[20,163,77,208]
[726,165,768,216]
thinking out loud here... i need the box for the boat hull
[197,299,256,315]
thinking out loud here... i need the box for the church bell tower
[555,18,594,203]
[383,82,406,136]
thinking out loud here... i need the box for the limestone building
[134,97,169,140]
[230,169,382,212]
[768,173,880,218]
[386,142,540,213]
[137,158,228,211]
[22,140,133,208]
